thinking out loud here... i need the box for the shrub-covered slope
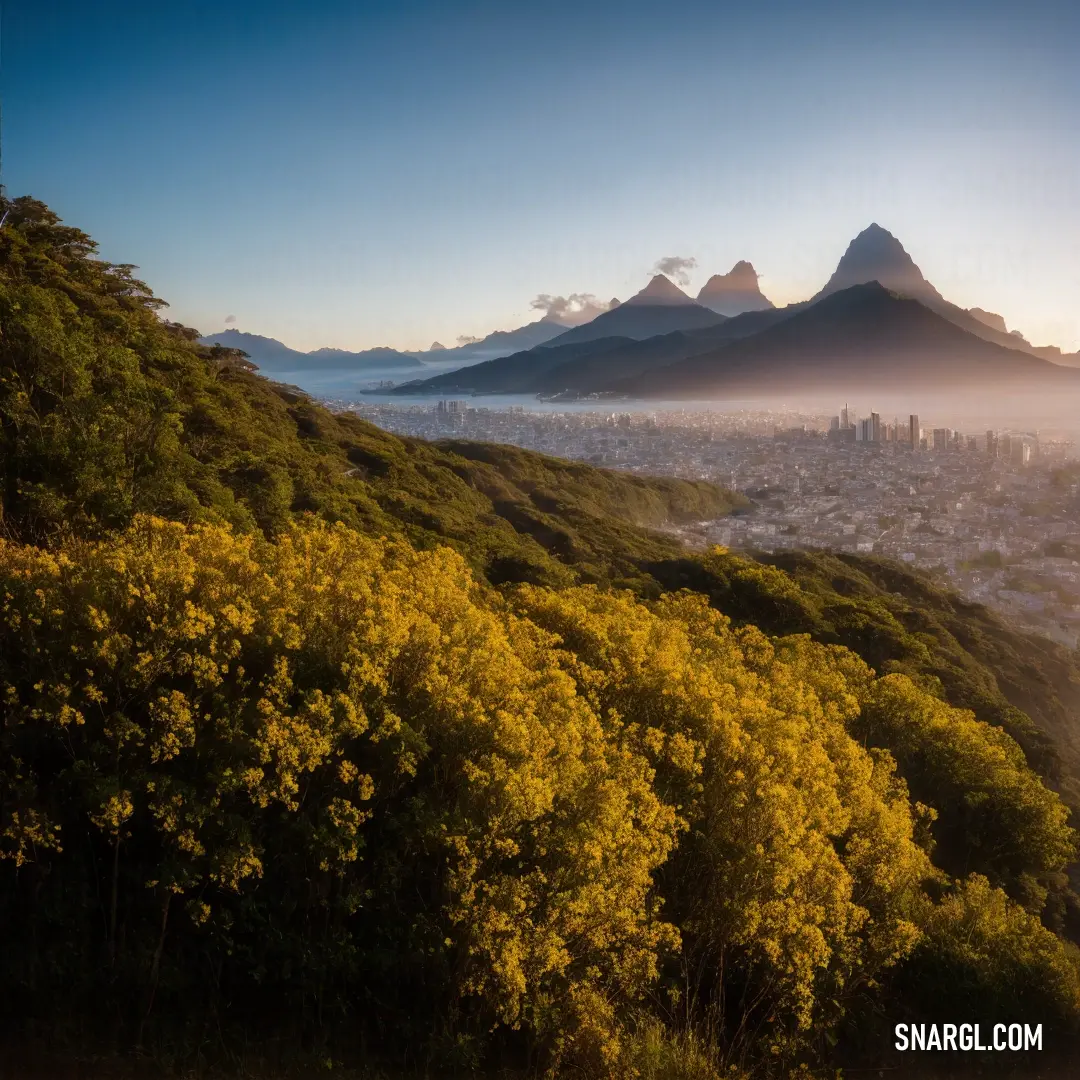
[0,197,739,590]
[648,549,1080,809]
[2,196,1080,1077]
[2,519,1077,1076]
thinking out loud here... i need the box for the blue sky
[7,0,1079,352]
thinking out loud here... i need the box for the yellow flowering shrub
[510,587,935,1058]
[0,516,676,1067]
[0,517,1077,1074]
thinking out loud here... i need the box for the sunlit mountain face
[394,223,1080,402]
[697,261,775,316]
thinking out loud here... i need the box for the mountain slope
[532,306,810,396]
[697,260,775,315]
[397,304,810,398]
[426,316,573,365]
[542,274,726,347]
[813,222,946,304]
[618,282,1080,398]
[812,224,1074,360]
[392,335,637,394]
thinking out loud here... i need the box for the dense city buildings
[333,397,1080,648]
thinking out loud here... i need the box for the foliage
[648,547,1080,806]
[857,674,1075,902]
[3,517,1077,1074]
[899,874,1080,1026]
[2,198,1080,1075]
[0,518,678,1069]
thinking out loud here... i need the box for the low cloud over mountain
[651,255,698,287]
[530,293,619,326]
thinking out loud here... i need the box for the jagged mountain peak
[697,261,774,316]
[815,224,944,304]
[626,274,697,306]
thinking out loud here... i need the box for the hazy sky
[8,0,1079,352]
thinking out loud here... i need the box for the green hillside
[649,549,1080,804]
[2,196,1080,1080]
[0,197,740,586]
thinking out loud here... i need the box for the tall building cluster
[827,404,1039,463]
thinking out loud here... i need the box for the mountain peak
[697,261,774,316]
[626,274,696,306]
[814,224,944,305]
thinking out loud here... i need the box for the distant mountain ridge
[616,282,1080,398]
[398,280,1080,401]
[197,330,425,371]
[210,225,1079,393]
[428,317,572,364]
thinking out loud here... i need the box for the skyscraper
[908,414,920,449]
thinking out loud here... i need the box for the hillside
[3,196,1080,1079]
[649,547,1080,805]
[0,206,737,587]
[618,282,1080,398]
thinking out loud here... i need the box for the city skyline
[6,0,1079,354]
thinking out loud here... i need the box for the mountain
[540,275,726,347]
[532,310,797,395]
[811,224,1078,362]
[197,329,424,371]
[968,307,1009,334]
[306,346,425,369]
[397,305,808,398]
[197,329,303,368]
[813,223,946,305]
[626,273,698,305]
[428,316,572,365]
[615,282,1080,398]
[392,335,638,395]
[428,340,447,351]
[696,261,775,316]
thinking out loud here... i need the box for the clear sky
[7,0,1079,352]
